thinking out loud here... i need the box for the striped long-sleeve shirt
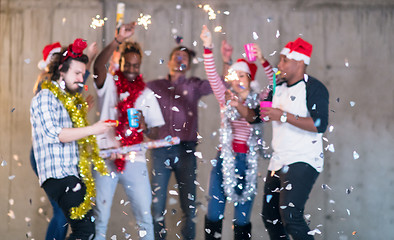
[203,49,273,152]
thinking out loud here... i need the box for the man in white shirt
[92,22,165,240]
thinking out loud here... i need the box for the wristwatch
[280,111,287,123]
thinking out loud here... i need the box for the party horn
[105,120,119,127]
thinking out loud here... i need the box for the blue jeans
[93,157,154,240]
[150,142,197,240]
[30,147,68,240]
[262,162,319,240]
[207,152,255,226]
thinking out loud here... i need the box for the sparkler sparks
[225,68,239,82]
[90,15,107,29]
[199,4,217,20]
[137,13,152,30]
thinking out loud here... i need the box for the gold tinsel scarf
[41,80,108,220]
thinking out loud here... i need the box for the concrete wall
[0,0,393,239]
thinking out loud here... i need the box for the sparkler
[137,13,152,30]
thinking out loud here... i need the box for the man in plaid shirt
[30,39,116,240]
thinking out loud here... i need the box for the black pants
[42,176,95,240]
[262,162,319,240]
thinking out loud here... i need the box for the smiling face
[61,60,86,94]
[120,52,141,82]
[230,70,251,94]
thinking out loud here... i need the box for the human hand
[260,107,282,122]
[221,40,233,63]
[116,22,136,42]
[137,110,148,132]
[200,25,212,48]
[253,44,266,63]
[91,120,116,135]
[225,89,239,107]
[87,42,98,61]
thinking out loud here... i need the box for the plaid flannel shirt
[30,88,80,186]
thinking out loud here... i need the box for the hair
[169,46,196,65]
[119,41,142,65]
[47,47,88,81]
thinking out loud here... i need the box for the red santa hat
[229,59,258,81]
[280,38,312,65]
[37,42,61,70]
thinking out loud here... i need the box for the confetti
[329,125,334,132]
[314,118,321,127]
[8,210,15,219]
[171,28,178,34]
[253,32,259,40]
[62,17,66,25]
[11,107,15,112]
[350,101,355,107]
[267,17,272,22]
[176,220,182,226]
[223,11,230,15]
[9,199,14,205]
[137,13,152,30]
[276,30,280,38]
[169,190,178,195]
[353,151,360,160]
[346,209,351,215]
[144,50,152,56]
[285,184,292,190]
[192,41,197,47]
[176,4,182,9]
[290,96,296,101]
[9,175,15,180]
[24,58,31,64]
[266,195,273,203]
[344,58,350,67]
[164,159,170,167]
[1,160,7,166]
[194,152,203,158]
[171,106,180,112]
[174,156,179,164]
[159,59,164,64]
[210,159,217,167]
[307,228,321,236]
[198,100,207,108]
[269,51,277,56]
[111,235,117,240]
[321,184,332,190]
[174,36,183,44]
[326,144,335,152]
[139,230,147,238]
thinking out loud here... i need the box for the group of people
[30,21,329,240]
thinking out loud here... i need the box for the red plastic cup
[244,43,256,62]
[260,101,272,121]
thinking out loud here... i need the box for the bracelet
[114,37,122,44]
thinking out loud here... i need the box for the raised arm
[221,40,233,76]
[254,44,274,99]
[93,22,135,88]
[200,25,228,105]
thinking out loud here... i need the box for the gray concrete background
[0,0,393,239]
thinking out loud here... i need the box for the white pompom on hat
[37,42,61,70]
[280,38,312,65]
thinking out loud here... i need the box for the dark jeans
[150,142,197,240]
[262,162,319,240]
[30,147,68,240]
[42,176,95,240]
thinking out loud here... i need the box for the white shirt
[95,73,165,162]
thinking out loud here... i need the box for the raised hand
[221,40,233,63]
[200,25,212,48]
[116,22,136,42]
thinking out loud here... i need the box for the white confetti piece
[8,210,15,219]
[193,41,197,46]
[174,156,179,164]
[210,159,217,167]
[285,184,292,190]
[353,151,360,160]
[326,144,335,152]
[273,219,278,224]
[172,106,180,112]
[198,100,207,108]
[267,17,272,22]
[276,30,280,38]
[253,32,259,40]
[308,228,321,235]
[194,152,202,158]
[350,101,355,107]
[329,199,336,204]
[223,11,230,15]
[176,4,181,9]
[9,175,15,180]
[347,209,351,215]
[304,214,311,220]
[9,199,14,205]
[321,184,332,190]
[169,190,178,195]
[329,125,334,132]
[344,58,350,67]
[144,50,152,56]
[139,230,147,238]
[159,59,164,64]
[176,220,182,226]
[1,160,7,166]
[288,202,295,207]
[111,235,117,240]
[24,58,31,64]
[72,183,81,192]
[269,51,277,56]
